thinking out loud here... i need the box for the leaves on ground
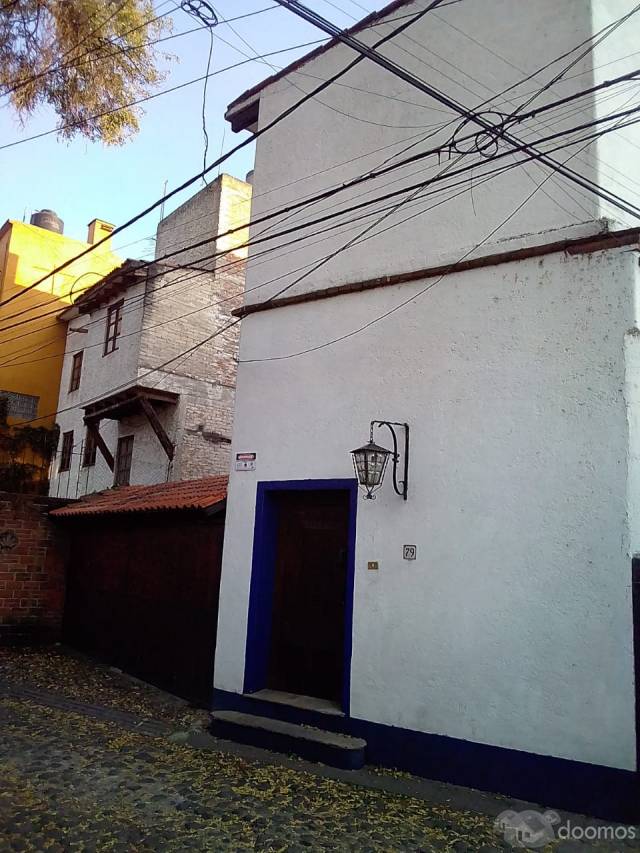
[0,645,206,728]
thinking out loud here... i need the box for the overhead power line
[0,0,449,312]
[7,108,638,422]
[272,0,640,222]
[3,77,640,341]
[7,1,637,330]
[0,38,328,151]
[239,114,633,366]
[3,103,640,354]
[3,114,635,377]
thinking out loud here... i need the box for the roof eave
[73,259,147,312]
[224,0,413,131]
[225,98,260,134]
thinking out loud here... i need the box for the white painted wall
[591,0,640,229]
[216,235,639,771]
[51,280,150,498]
[237,0,640,307]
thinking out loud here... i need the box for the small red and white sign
[235,452,256,471]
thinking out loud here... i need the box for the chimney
[87,218,115,249]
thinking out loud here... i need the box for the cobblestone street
[0,648,637,852]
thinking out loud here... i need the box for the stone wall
[0,493,69,642]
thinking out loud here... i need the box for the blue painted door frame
[243,478,358,715]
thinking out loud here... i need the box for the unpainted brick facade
[138,252,245,481]
[0,493,68,641]
[50,174,251,496]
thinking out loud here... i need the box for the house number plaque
[403,545,417,561]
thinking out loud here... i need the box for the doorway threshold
[245,689,344,717]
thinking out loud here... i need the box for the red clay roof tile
[50,476,227,518]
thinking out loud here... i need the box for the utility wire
[0,0,449,311]
[5,113,638,420]
[240,122,627,365]
[272,0,640,223]
[0,38,328,151]
[3,107,639,362]
[3,89,640,337]
[7,10,640,372]
[5,5,640,326]
[178,0,219,183]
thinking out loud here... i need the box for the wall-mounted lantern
[351,420,409,501]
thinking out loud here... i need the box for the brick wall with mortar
[138,246,246,480]
[50,174,251,497]
[139,174,251,481]
[155,173,251,270]
[139,230,245,480]
[0,493,69,642]
[140,174,249,480]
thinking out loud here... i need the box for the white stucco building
[213,0,640,821]
[50,175,251,498]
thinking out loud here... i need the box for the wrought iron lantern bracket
[370,420,409,501]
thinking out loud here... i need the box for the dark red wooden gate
[62,511,224,706]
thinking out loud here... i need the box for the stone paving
[0,647,638,852]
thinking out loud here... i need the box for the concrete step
[210,710,367,770]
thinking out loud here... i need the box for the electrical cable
[0,6,280,97]
[179,0,219,183]
[239,116,627,365]
[3,88,640,339]
[0,37,328,151]
[271,0,640,224]
[6,112,638,431]
[3,108,639,367]
[5,7,640,330]
[0,0,450,311]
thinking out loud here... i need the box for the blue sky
[0,0,375,260]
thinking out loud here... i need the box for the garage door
[62,512,224,706]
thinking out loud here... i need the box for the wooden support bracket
[85,420,114,471]
[139,396,175,461]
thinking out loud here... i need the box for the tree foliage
[0,0,170,144]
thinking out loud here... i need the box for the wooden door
[267,490,350,702]
[62,514,225,706]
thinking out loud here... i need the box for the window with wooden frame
[114,435,134,486]
[103,299,124,355]
[69,351,83,392]
[59,430,74,472]
[82,427,97,468]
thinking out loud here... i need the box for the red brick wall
[0,492,69,642]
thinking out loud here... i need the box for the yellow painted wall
[0,220,120,430]
[216,173,252,259]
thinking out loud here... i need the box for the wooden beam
[85,420,114,471]
[139,396,175,461]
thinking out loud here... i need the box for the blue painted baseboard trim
[212,688,639,823]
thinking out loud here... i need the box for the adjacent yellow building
[0,211,120,430]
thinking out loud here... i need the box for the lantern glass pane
[351,442,391,488]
